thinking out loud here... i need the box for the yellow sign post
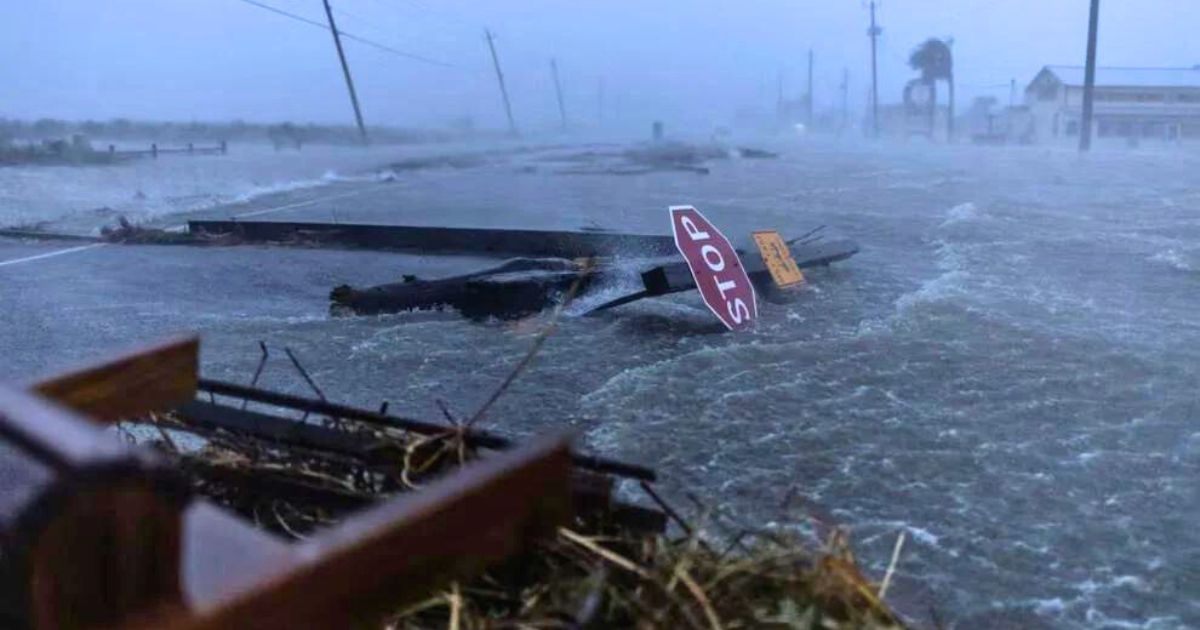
[752,230,805,288]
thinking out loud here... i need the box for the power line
[383,0,562,68]
[233,0,458,68]
[391,0,477,30]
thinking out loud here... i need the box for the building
[1023,65,1200,145]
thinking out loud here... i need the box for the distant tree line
[0,117,488,147]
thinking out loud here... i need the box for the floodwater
[2,138,1198,629]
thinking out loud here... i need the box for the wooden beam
[187,220,677,258]
[30,336,199,424]
[0,387,187,629]
[156,433,573,630]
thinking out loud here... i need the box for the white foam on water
[893,239,972,315]
[939,201,982,227]
[226,171,345,205]
[904,525,941,547]
[0,142,445,228]
[1149,248,1196,272]
[1033,597,1066,616]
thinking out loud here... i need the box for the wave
[892,239,972,316]
[939,201,982,227]
[1149,248,1197,272]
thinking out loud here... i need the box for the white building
[1023,65,1200,145]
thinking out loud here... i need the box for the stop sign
[669,205,757,331]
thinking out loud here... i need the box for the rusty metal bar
[196,378,656,482]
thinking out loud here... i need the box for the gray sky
[3,1,1199,131]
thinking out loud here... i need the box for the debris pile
[116,340,908,629]
[140,394,905,629]
[540,141,778,176]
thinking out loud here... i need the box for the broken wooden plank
[0,229,101,243]
[188,220,678,258]
[30,337,199,424]
[162,433,573,630]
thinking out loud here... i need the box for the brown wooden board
[158,433,573,630]
[30,337,199,425]
[0,387,187,630]
[188,220,677,258]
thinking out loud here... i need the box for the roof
[1041,66,1200,88]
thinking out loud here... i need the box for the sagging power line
[233,0,457,68]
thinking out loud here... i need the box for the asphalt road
[0,223,496,382]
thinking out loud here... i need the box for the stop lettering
[669,205,757,331]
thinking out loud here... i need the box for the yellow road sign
[752,230,805,288]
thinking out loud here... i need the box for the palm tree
[909,38,955,140]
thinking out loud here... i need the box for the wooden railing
[107,141,228,159]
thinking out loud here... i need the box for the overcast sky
[3,1,1199,132]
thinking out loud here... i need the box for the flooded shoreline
[2,139,1199,628]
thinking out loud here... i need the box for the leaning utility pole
[868,1,881,138]
[807,49,815,127]
[1079,0,1100,152]
[550,58,568,132]
[321,0,367,144]
[485,28,518,137]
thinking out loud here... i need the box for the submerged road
[2,141,1199,629]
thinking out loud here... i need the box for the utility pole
[807,49,815,127]
[841,68,850,132]
[776,69,784,120]
[597,78,604,123]
[321,0,367,144]
[485,28,518,137]
[868,1,881,138]
[551,58,568,132]
[1079,0,1100,152]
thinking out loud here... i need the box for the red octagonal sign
[669,205,757,331]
